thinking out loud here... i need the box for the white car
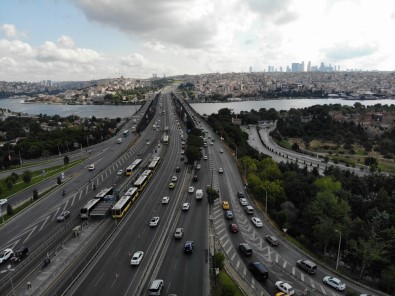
[0,199,7,206]
[188,186,195,193]
[203,155,208,160]
[196,164,201,170]
[130,251,144,266]
[251,217,263,227]
[88,164,95,171]
[174,227,184,239]
[182,203,190,211]
[275,281,295,295]
[149,217,160,227]
[0,248,13,264]
[239,198,248,206]
[323,276,346,291]
[218,168,224,174]
[219,149,224,153]
[162,196,170,204]
[171,176,178,182]
[117,169,123,176]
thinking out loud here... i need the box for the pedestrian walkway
[16,221,100,296]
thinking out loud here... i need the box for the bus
[134,175,149,191]
[148,157,161,171]
[123,130,130,137]
[95,187,114,200]
[80,199,101,219]
[124,187,139,202]
[126,159,142,176]
[163,135,169,145]
[142,169,153,180]
[112,194,135,218]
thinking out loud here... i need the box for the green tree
[213,252,225,269]
[64,155,70,165]
[6,203,13,215]
[315,176,341,193]
[379,265,395,293]
[185,146,202,164]
[33,189,39,201]
[22,170,32,183]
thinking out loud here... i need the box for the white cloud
[0,23,27,38]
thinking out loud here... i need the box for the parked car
[275,281,295,295]
[130,251,144,266]
[265,235,279,246]
[323,276,346,291]
[0,248,13,264]
[57,210,71,222]
[10,247,29,263]
[149,217,160,227]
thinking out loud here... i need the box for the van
[296,259,317,274]
[149,279,164,295]
[248,261,269,281]
[239,243,253,257]
[245,205,254,215]
[196,189,203,200]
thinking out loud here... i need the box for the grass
[212,270,244,296]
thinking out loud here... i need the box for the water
[1,97,394,118]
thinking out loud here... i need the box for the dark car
[10,247,29,263]
[57,210,70,222]
[176,167,181,172]
[239,243,253,256]
[265,235,279,247]
[225,210,233,220]
[237,191,245,198]
[229,224,238,233]
[184,241,194,254]
[193,175,198,182]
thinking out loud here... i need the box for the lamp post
[263,186,268,217]
[0,264,16,296]
[335,229,342,270]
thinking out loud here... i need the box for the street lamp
[335,229,342,270]
[0,264,16,296]
[263,186,268,217]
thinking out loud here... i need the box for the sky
[0,0,394,82]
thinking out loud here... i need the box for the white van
[196,189,203,200]
[149,279,164,295]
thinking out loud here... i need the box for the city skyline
[1,0,394,82]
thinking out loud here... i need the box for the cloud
[0,39,35,57]
[0,23,27,38]
[324,42,378,60]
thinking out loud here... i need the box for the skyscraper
[307,61,311,72]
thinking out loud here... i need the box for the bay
[1,97,394,118]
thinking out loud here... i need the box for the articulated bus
[123,130,129,137]
[94,187,114,200]
[126,159,142,176]
[134,175,149,191]
[80,199,101,219]
[124,187,139,202]
[112,187,139,218]
[163,135,169,144]
[148,156,161,171]
[142,169,153,180]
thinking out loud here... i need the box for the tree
[291,142,300,151]
[22,170,32,183]
[6,203,13,215]
[207,187,219,205]
[185,146,202,165]
[64,155,70,165]
[212,252,225,269]
[57,176,62,185]
[33,189,39,201]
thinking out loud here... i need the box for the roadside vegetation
[207,106,395,294]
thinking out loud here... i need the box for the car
[57,210,71,222]
[174,228,184,239]
[239,198,248,206]
[10,247,29,263]
[188,186,195,193]
[149,279,164,295]
[182,203,190,211]
[184,241,194,253]
[237,191,245,198]
[168,182,175,189]
[222,201,230,210]
[88,164,95,171]
[0,199,7,206]
[275,292,290,296]
[130,251,144,265]
[323,276,346,291]
[149,217,160,226]
[219,149,224,153]
[117,169,123,176]
[162,196,170,204]
[265,235,279,246]
[218,168,224,174]
[171,176,178,182]
[175,167,181,172]
[239,243,253,256]
[275,281,295,295]
[245,205,254,214]
[251,217,263,227]
[210,142,214,146]
[180,156,185,161]
[203,155,208,160]
[225,210,233,220]
[229,223,238,233]
[193,175,198,181]
[0,248,13,264]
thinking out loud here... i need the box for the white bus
[80,199,101,219]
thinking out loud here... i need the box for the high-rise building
[300,61,305,72]
[307,61,311,72]
[292,63,300,72]
[249,66,252,73]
